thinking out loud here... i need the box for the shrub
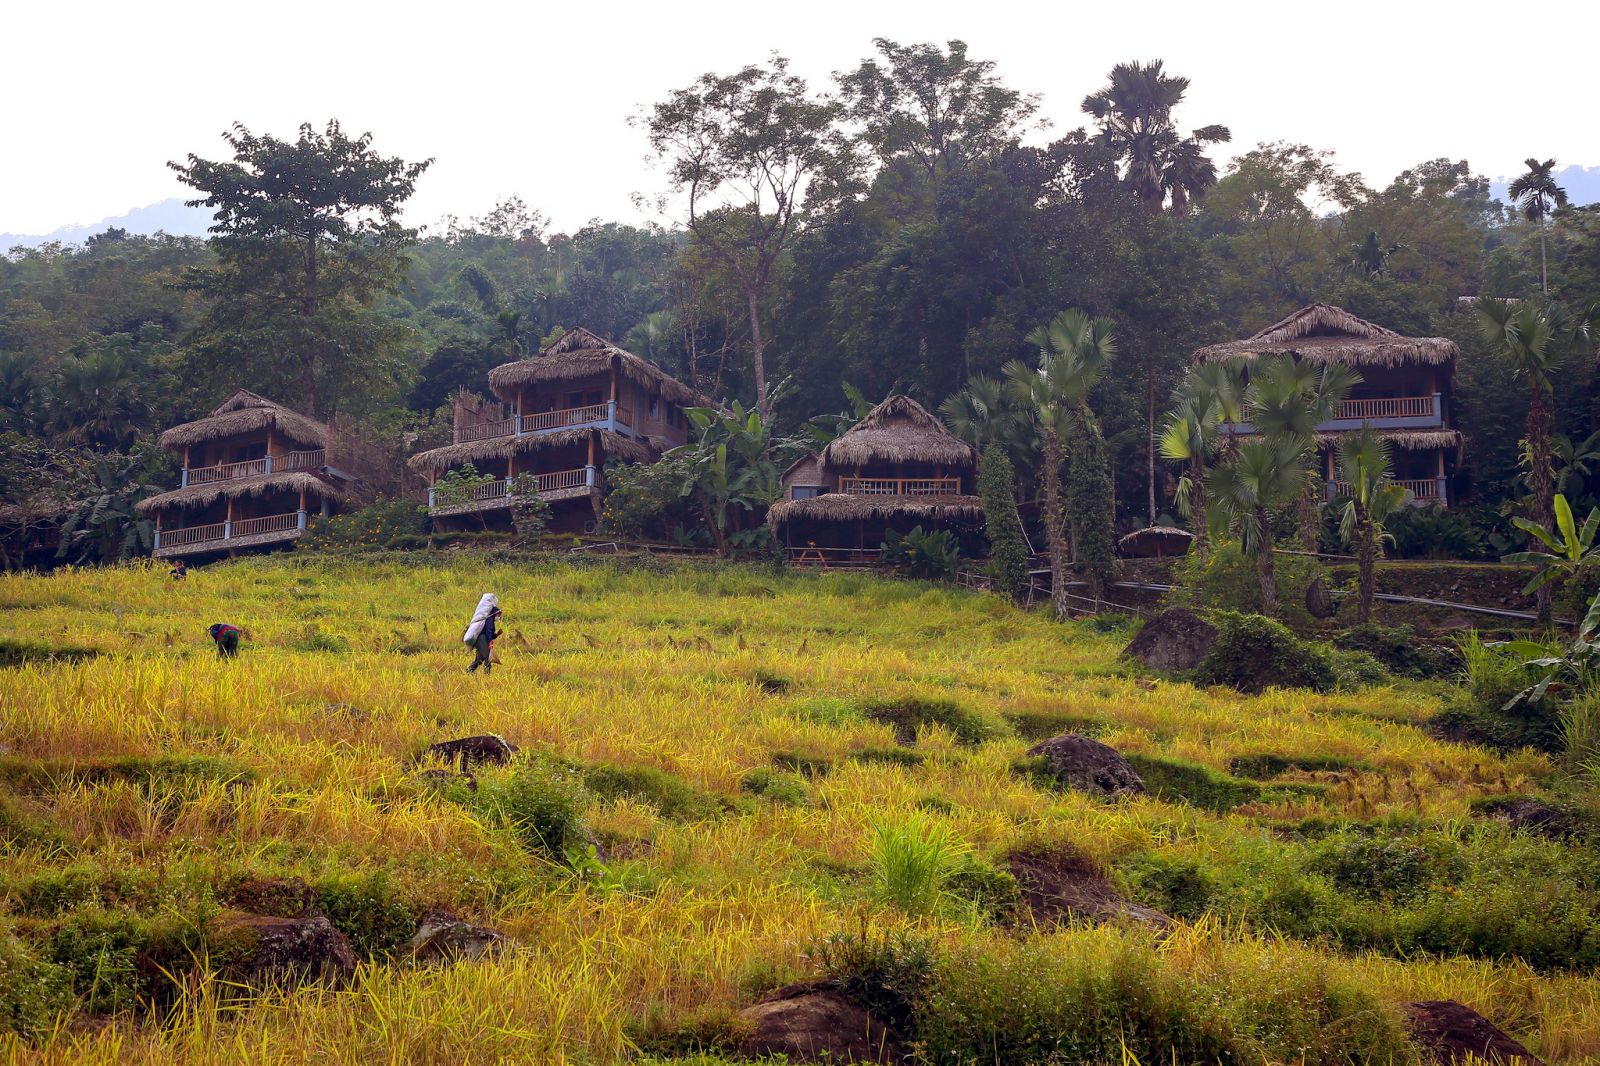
[868,813,971,915]
[738,767,810,807]
[1193,612,1337,694]
[313,870,418,957]
[462,757,590,861]
[508,473,553,547]
[944,855,1021,922]
[46,909,197,1014]
[1065,409,1117,596]
[1171,542,1326,629]
[1441,633,1562,752]
[1124,754,1262,812]
[1125,854,1216,919]
[978,446,1029,600]
[298,497,428,554]
[584,764,727,822]
[1335,622,1459,679]
[808,929,935,1036]
[880,525,962,581]
[599,455,700,542]
[0,931,74,1034]
[862,696,1001,746]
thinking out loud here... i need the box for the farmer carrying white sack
[462,593,502,674]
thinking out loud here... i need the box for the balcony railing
[1328,478,1446,506]
[428,468,595,510]
[1335,396,1437,421]
[838,476,961,496]
[183,449,326,486]
[154,511,308,554]
[518,402,611,434]
[455,418,515,444]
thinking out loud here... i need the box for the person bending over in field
[462,593,502,674]
[170,559,188,581]
[208,623,242,658]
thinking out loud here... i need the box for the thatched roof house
[406,427,656,477]
[820,394,977,469]
[1193,303,1458,368]
[135,470,352,515]
[770,395,985,554]
[157,390,328,452]
[486,327,711,409]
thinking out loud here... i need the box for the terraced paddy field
[0,554,1597,1063]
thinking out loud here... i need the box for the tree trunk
[1146,373,1157,525]
[1539,219,1549,296]
[1296,476,1321,554]
[746,285,769,418]
[1357,510,1376,624]
[301,237,319,416]
[1528,385,1556,622]
[1188,456,1209,559]
[1256,505,1278,617]
[1043,428,1068,620]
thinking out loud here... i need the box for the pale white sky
[6,0,1597,235]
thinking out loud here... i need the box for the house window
[791,485,825,500]
[649,395,660,419]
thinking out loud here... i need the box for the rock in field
[737,981,903,1064]
[1476,798,1577,840]
[424,734,517,769]
[1007,845,1171,930]
[1122,608,1217,672]
[1025,733,1145,798]
[407,909,508,965]
[211,914,357,987]
[1404,1000,1545,1066]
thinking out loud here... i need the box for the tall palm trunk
[1356,509,1377,623]
[1528,385,1556,621]
[1188,455,1209,559]
[1538,218,1549,296]
[1296,478,1321,554]
[1042,428,1069,619]
[1255,505,1278,617]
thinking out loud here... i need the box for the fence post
[1431,392,1442,423]
[180,468,189,487]
[607,399,618,432]
[297,510,307,530]
[1435,475,1448,507]
[265,454,274,473]
[153,529,162,550]
[223,520,232,540]
[585,465,597,488]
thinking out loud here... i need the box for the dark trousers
[468,633,493,673]
[216,631,239,658]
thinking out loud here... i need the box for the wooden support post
[587,432,597,468]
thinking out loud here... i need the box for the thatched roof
[1194,304,1458,368]
[1118,526,1194,558]
[486,327,709,408]
[407,428,656,476]
[768,493,985,526]
[820,395,976,470]
[158,390,328,451]
[135,471,351,514]
[1313,429,1461,451]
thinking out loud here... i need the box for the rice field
[0,554,1596,1064]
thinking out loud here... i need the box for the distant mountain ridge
[1489,164,1600,208]
[1,198,214,251]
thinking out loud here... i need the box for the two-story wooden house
[769,395,986,563]
[137,390,357,559]
[408,327,707,533]
[1193,303,1461,506]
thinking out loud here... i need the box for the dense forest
[3,42,1599,565]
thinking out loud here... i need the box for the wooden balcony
[183,449,325,486]
[1328,478,1446,507]
[452,402,637,445]
[153,511,308,557]
[1230,394,1443,435]
[837,476,961,496]
[428,468,595,513]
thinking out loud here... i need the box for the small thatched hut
[138,390,358,559]
[769,395,985,563]
[1193,304,1460,506]
[408,327,708,534]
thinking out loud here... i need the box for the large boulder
[1404,1000,1545,1066]
[211,914,357,987]
[407,909,508,965]
[1025,733,1146,798]
[1007,845,1171,930]
[1122,608,1217,672]
[737,981,903,1064]
[424,734,516,770]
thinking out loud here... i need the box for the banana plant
[1503,492,1600,598]
[1498,591,1600,710]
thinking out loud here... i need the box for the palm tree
[1244,355,1361,553]
[1081,60,1230,215]
[1336,427,1412,623]
[1205,435,1306,617]
[1188,358,1250,457]
[1004,309,1117,617]
[1508,159,1568,295]
[938,375,1014,455]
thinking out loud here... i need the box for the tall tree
[1081,60,1230,215]
[170,121,432,416]
[1509,158,1568,295]
[643,56,850,417]
[1336,427,1412,623]
[1004,309,1117,615]
[1244,355,1360,552]
[1205,435,1306,617]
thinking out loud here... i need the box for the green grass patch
[862,696,1004,746]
